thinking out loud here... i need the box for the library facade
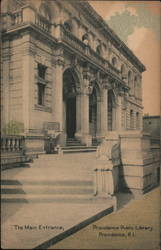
[1,0,145,153]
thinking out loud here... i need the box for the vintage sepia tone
[1,0,160,249]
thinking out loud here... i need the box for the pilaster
[2,41,10,131]
[21,33,35,134]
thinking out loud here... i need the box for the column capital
[83,85,93,95]
[83,70,91,81]
[102,80,111,90]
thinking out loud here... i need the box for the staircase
[61,138,97,154]
[1,179,94,203]
[1,153,96,203]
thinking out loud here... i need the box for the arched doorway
[89,87,97,137]
[63,68,79,139]
[108,90,116,131]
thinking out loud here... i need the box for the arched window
[121,64,126,80]
[134,76,137,96]
[64,21,72,32]
[82,33,89,45]
[136,112,140,129]
[96,44,102,55]
[39,3,51,20]
[128,71,132,86]
[112,57,117,67]
[130,109,134,129]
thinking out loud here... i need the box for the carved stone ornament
[83,84,93,95]
[83,71,91,81]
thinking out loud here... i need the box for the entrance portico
[61,67,119,146]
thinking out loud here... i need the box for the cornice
[2,22,58,47]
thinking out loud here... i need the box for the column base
[82,134,92,146]
[75,132,92,146]
[57,132,67,146]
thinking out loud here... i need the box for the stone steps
[62,146,97,154]
[62,138,97,153]
[1,179,94,203]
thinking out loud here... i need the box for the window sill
[35,104,52,113]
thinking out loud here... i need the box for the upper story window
[96,44,102,55]
[37,63,47,106]
[112,57,117,67]
[82,33,89,45]
[38,63,47,79]
[121,64,126,79]
[128,71,132,86]
[39,3,51,21]
[64,20,72,32]
[134,76,137,95]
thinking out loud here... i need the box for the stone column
[80,73,92,146]
[116,92,123,131]
[100,83,108,136]
[76,87,81,136]
[53,54,65,145]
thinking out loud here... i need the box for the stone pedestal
[119,131,160,197]
[94,133,120,199]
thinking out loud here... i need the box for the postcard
[1,0,160,249]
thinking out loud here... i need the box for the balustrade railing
[11,8,51,33]
[12,10,23,25]
[62,27,86,54]
[35,13,51,33]
[62,27,107,69]
[1,136,25,153]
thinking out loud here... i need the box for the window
[38,83,45,105]
[38,64,46,79]
[82,33,89,45]
[37,63,47,106]
[130,110,134,129]
[121,64,126,79]
[134,76,137,96]
[128,71,132,86]
[136,112,140,129]
[96,44,102,55]
[64,21,72,32]
[112,57,117,67]
[39,3,51,20]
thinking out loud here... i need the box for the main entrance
[66,97,76,138]
[89,87,97,137]
[63,68,78,139]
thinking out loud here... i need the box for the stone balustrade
[1,136,25,153]
[62,27,87,54]
[35,13,51,33]
[12,10,23,25]
[11,7,51,33]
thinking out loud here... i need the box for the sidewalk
[48,187,160,250]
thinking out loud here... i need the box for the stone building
[143,115,160,138]
[1,0,146,154]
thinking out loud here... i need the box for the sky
[90,1,161,116]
